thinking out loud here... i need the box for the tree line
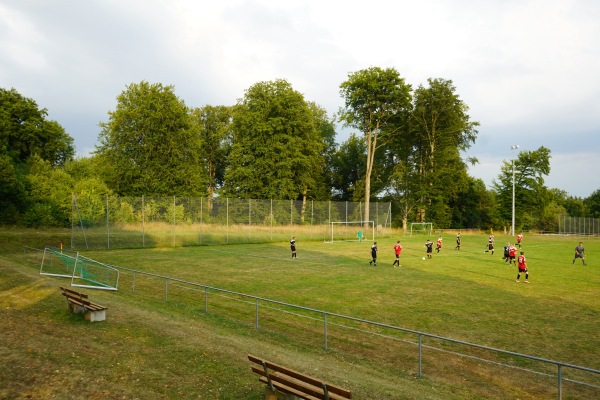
[2,67,599,230]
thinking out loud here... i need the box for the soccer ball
[422,257,426,260]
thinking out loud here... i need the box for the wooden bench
[60,286,108,322]
[248,354,352,400]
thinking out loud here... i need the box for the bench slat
[60,286,89,299]
[258,375,322,400]
[252,367,332,400]
[62,293,107,311]
[248,354,352,399]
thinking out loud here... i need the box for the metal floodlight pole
[511,145,519,236]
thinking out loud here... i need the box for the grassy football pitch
[2,231,599,399]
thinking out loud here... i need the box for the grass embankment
[1,230,599,399]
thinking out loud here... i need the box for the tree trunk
[207,162,215,212]
[364,125,378,228]
[300,189,307,223]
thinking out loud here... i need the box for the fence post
[255,299,259,329]
[199,197,203,244]
[142,195,145,248]
[249,198,252,241]
[204,287,208,312]
[173,196,176,247]
[226,198,229,243]
[345,201,348,222]
[106,194,110,250]
[557,364,562,400]
[323,312,328,351]
[270,199,273,241]
[418,334,423,378]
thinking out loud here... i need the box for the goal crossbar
[329,221,375,242]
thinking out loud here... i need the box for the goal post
[329,221,375,242]
[408,222,433,237]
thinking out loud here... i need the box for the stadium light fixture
[511,145,520,236]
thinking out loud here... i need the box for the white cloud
[1,0,599,197]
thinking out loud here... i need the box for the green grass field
[1,230,599,399]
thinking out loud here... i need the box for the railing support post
[323,313,328,351]
[204,287,208,312]
[418,334,423,378]
[557,364,562,400]
[255,299,259,329]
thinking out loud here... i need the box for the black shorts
[574,253,583,259]
[518,267,528,273]
[291,245,296,251]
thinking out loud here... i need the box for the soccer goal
[40,247,119,291]
[328,221,375,243]
[408,222,433,237]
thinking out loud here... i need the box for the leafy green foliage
[330,133,366,200]
[24,155,73,227]
[584,189,600,218]
[97,81,204,196]
[0,87,75,225]
[224,79,325,200]
[449,177,498,229]
[0,88,74,166]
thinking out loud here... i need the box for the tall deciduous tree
[386,78,478,228]
[191,105,232,210]
[339,67,412,225]
[0,88,75,166]
[408,78,479,225]
[224,79,324,201]
[97,81,204,196]
[493,146,552,230]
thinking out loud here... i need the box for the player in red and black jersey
[392,241,402,267]
[516,251,529,283]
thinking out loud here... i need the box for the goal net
[40,247,119,291]
[328,221,375,242]
[408,222,433,237]
[40,247,78,278]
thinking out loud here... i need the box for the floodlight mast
[511,145,520,236]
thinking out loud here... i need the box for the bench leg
[69,303,86,315]
[85,309,106,322]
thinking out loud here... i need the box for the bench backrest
[248,354,352,400]
[60,286,89,300]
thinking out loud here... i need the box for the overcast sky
[2,0,599,198]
